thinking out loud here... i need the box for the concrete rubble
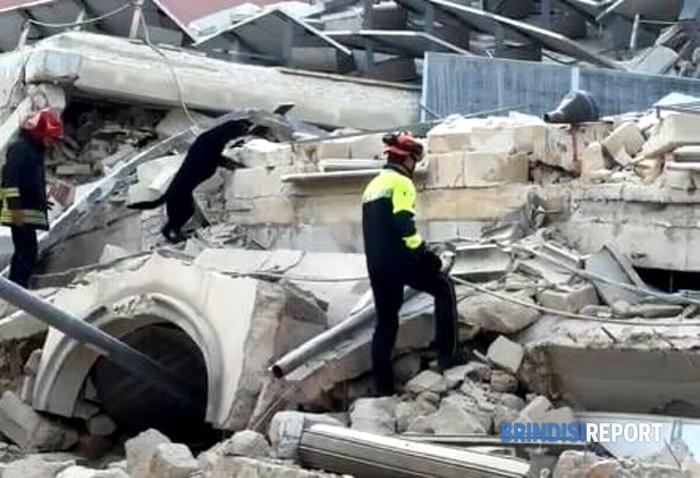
[1,4,700,477]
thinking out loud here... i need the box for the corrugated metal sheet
[0,0,53,15]
[422,52,700,120]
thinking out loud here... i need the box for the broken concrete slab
[537,283,598,313]
[222,138,293,169]
[26,33,419,130]
[487,336,525,375]
[148,443,199,478]
[584,244,649,306]
[33,254,327,430]
[451,244,512,281]
[429,402,486,435]
[350,397,397,435]
[601,122,645,159]
[405,370,448,395]
[125,429,171,478]
[0,391,78,452]
[224,430,271,458]
[642,113,700,157]
[458,292,541,333]
[127,154,184,205]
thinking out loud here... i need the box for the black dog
[129,119,252,243]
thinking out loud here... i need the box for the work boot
[161,226,187,244]
[437,347,471,372]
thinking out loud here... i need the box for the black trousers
[369,263,458,396]
[9,225,38,288]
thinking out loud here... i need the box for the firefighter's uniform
[362,162,458,396]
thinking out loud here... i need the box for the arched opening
[90,323,219,447]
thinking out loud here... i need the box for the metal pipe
[299,424,530,478]
[270,288,419,378]
[0,276,202,405]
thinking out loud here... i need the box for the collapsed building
[0,1,700,478]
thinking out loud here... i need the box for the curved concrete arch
[31,253,326,430]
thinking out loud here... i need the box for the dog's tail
[127,195,166,210]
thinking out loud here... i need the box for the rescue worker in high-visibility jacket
[1,109,63,287]
[362,132,460,396]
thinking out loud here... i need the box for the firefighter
[1,109,63,287]
[362,132,460,396]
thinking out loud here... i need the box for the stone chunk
[350,397,397,435]
[518,395,552,423]
[209,456,342,478]
[580,142,610,182]
[268,411,344,459]
[458,293,541,333]
[601,122,645,159]
[443,365,468,389]
[125,428,171,478]
[643,113,700,157]
[430,403,486,435]
[57,466,129,477]
[224,430,271,458]
[405,370,448,395]
[464,361,492,382]
[0,392,78,451]
[537,283,598,313]
[4,455,74,478]
[553,450,606,478]
[148,443,199,478]
[487,336,525,374]
[490,370,518,393]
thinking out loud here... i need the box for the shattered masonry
[0,1,700,478]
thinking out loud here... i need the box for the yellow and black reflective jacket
[1,136,49,230]
[362,164,424,270]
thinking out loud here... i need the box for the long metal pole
[0,276,202,405]
[270,288,419,378]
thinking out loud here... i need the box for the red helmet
[383,131,424,161]
[22,108,63,142]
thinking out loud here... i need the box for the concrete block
[463,152,529,186]
[580,142,609,182]
[426,120,473,153]
[518,395,552,423]
[490,370,518,393]
[224,430,271,458]
[535,123,611,173]
[643,113,700,157]
[350,397,397,435]
[464,361,492,382]
[458,292,541,334]
[155,109,209,138]
[223,139,293,169]
[429,402,486,435]
[487,336,524,375]
[125,428,171,478]
[0,392,78,451]
[428,151,465,188]
[127,154,184,205]
[537,283,598,313]
[601,122,645,159]
[148,443,199,478]
[225,167,284,200]
[443,365,468,389]
[405,370,448,394]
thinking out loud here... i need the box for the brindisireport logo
[500,422,664,444]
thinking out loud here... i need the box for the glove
[415,246,442,275]
[439,250,456,273]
